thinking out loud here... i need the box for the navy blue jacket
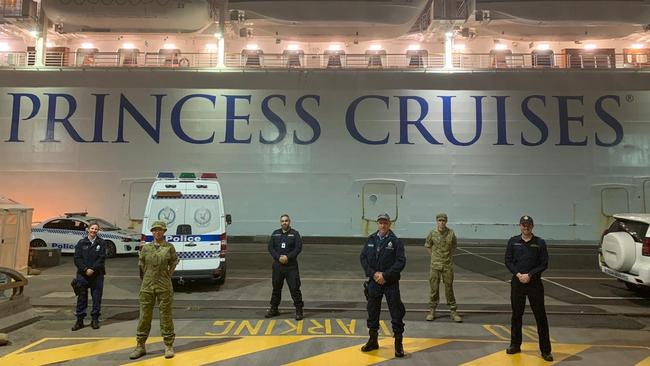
[74,236,107,276]
[268,228,303,265]
[360,230,406,284]
[504,234,548,280]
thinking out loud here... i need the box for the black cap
[519,215,534,225]
[377,213,391,222]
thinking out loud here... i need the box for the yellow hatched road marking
[283,337,449,366]
[637,356,650,365]
[122,336,314,366]
[460,342,591,366]
[0,337,161,366]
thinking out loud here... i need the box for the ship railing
[2,51,649,70]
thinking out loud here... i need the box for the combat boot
[71,319,84,331]
[360,329,379,352]
[128,342,146,359]
[295,306,304,321]
[425,308,435,321]
[450,311,462,323]
[394,335,406,358]
[164,345,175,359]
[265,307,280,318]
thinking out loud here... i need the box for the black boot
[265,307,280,318]
[361,329,379,352]
[91,319,100,329]
[71,319,84,331]
[394,335,405,358]
[295,306,304,321]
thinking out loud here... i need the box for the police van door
[149,185,186,271]
[181,182,222,272]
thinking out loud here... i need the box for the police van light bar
[64,211,88,217]
[179,172,197,179]
[200,173,218,179]
[157,172,175,179]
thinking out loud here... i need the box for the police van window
[43,219,67,229]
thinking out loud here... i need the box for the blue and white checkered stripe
[32,228,125,240]
[143,234,222,242]
[177,251,220,260]
[153,194,220,200]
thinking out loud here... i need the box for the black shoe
[361,330,379,352]
[264,307,280,318]
[91,319,100,329]
[295,307,304,321]
[506,346,521,354]
[394,336,405,358]
[71,319,84,331]
[541,353,554,362]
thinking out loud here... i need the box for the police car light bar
[157,172,175,179]
[200,172,218,179]
[179,172,197,179]
[64,211,88,217]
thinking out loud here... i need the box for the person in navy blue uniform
[265,214,304,320]
[72,222,106,331]
[505,215,553,362]
[360,213,407,358]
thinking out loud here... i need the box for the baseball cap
[150,220,168,231]
[519,215,534,225]
[377,213,391,222]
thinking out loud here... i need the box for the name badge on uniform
[281,242,286,249]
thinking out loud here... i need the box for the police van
[141,172,231,285]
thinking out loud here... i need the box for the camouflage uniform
[136,233,179,347]
[424,214,460,321]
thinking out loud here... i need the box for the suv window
[608,219,649,242]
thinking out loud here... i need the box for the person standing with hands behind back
[265,214,304,320]
[129,220,178,360]
[505,215,553,362]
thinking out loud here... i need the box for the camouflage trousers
[136,288,175,346]
[429,266,457,311]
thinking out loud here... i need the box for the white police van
[141,172,231,285]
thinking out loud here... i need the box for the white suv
[599,214,650,289]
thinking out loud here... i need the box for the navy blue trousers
[74,273,104,320]
[366,280,405,335]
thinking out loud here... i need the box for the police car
[31,212,141,257]
[599,214,650,290]
[141,172,231,285]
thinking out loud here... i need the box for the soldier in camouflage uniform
[129,220,179,360]
[424,213,462,323]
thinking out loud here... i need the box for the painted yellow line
[122,336,314,366]
[0,337,161,366]
[460,342,591,366]
[636,355,650,365]
[283,337,450,366]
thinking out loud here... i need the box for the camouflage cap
[150,220,167,231]
[436,213,448,221]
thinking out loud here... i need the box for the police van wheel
[213,268,226,286]
[105,241,117,258]
[30,239,46,248]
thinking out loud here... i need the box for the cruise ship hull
[0,70,648,241]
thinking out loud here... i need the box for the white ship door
[644,180,650,213]
[600,185,631,229]
[363,183,398,222]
